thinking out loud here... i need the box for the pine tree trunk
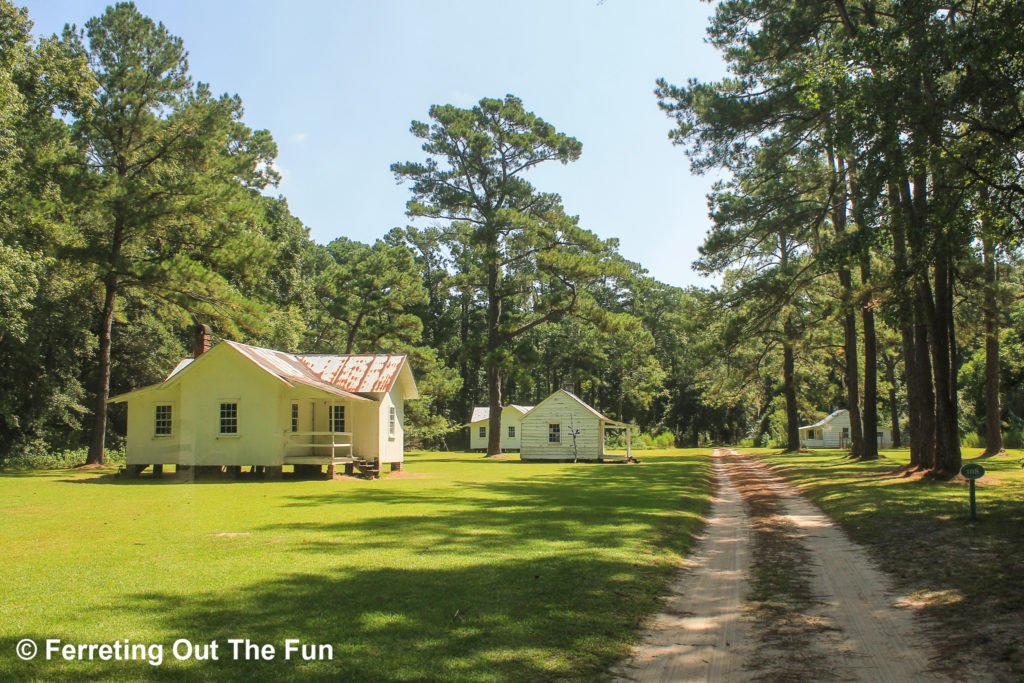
[860,254,878,460]
[888,180,917,463]
[485,261,503,457]
[924,257,961,474]
[914,321,936,470]
[896,170,940,470]
[830,154,862,458]
[886,359,902,449]
[783,341,800,452]
[87,274,118,465]
[486,364,503,457]
[901,326,919,463]
[983,237,1003,455]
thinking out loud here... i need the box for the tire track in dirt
[730,450,948,682]
[613,448,951,682]
[611,449,753,682]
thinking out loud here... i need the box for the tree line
[2,1,1022,469]
[656,0,1024,474]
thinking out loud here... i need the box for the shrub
[961,432,986,449]
[0,446,126,470]
[605,430,676,451]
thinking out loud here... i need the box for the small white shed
[799,409,891,449]
[519,389,634,462]
[467,404,533,451]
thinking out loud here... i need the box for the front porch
[283,430,386,477]
[600,420,637,463]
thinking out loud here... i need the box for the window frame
[508,425,515,438]
[218,401,239,436]
[154,403,173,438]
[290,402,299,433]
[548,423,561,444]
[330,404,346,433]
[478,425,486,438]
[389,406,397,439]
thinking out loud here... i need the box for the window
[291,403,299,432]
[479,426,486,438]
[389,406,396,438]
[548,423,561,443]
[219,403,237,434]
[154,405,172,436]
[508,425,515,438]
[330,405,345,433]
[842,427,850,438]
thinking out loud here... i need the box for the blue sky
[21,1,728,289]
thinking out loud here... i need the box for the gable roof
[799,409,847,431]
[110,340,419,403]
[469,404,534,424]
[522,389,633,427]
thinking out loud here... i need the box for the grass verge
[0,449,710,681]
[746,447,1024,680]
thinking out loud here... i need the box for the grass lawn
[745,446,1024,678]
[0,449,710,682]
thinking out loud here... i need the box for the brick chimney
[193,323,212,358]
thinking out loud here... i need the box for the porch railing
[283,431,353,462]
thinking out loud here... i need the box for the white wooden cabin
[519,389,634,462]
[108,336,418,477]
[799,409,891,449]
[467,404,532,451]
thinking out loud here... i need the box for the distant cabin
[798,409,891,449]
[519,389,634,462]
[467,404,533,451]
[108,331,418,478]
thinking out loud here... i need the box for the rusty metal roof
[299,353,408,394]
[222,341,411,399]
[110,341,416,404]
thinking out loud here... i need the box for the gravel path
[613,448,948,682]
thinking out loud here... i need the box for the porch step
[352,458,380,479]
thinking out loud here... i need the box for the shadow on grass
[748,449,1024,678]
[1,455,712,681]
[3,556,664,682]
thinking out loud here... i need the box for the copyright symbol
[16,638,37,660]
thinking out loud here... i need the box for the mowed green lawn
[752,447,1024,536]
[0,450,710,682]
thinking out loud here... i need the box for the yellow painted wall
[468,407,525,450]
[122,343,412,467]
[377,386,404,463]
[124,384,183,465]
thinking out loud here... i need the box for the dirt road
[612,448,950,682]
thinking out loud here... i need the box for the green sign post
[961,463,985,520]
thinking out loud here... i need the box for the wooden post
[327,463,336,479]
[265,466,282,481]
[345,463,354,475]
[152,464,163,478]
[626,427,632,460]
